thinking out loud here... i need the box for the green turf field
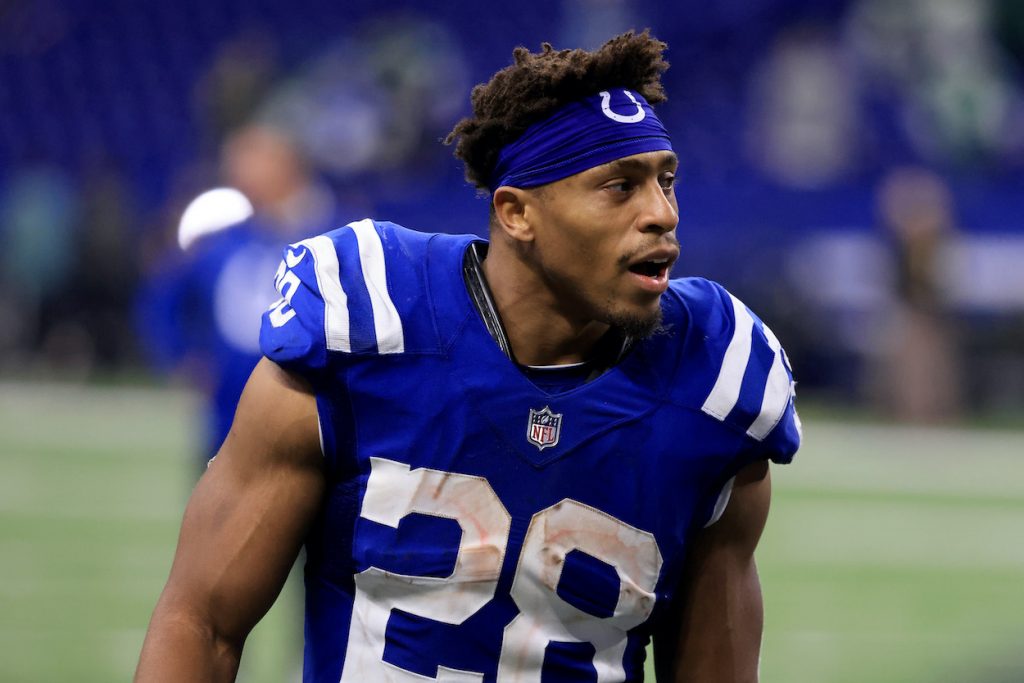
[2,382,1023,682]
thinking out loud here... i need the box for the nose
[638,179,678,235]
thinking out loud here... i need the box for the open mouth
[628,258,671,279]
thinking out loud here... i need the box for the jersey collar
[461,241,635,381]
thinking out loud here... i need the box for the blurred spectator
[871,166,963,423]
[0,164,80,373]
[845,0,1024,166]
[257,13,469,184]
[72,163,141,371]
[221,124,338,237]
[136,123,353,468]
[193,28,281,152]
[746,23,863,187]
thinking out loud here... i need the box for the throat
[462,243,634,382]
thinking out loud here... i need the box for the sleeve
[682,280,801,529]
[697,281,802,465]
[259,238,334,374]
[259,219,409,377]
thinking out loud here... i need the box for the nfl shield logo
[526,406,562,451]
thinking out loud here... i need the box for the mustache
[616,235,681,267]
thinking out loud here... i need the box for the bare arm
[655,460,772,683]
[135,358,325,682]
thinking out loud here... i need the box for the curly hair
[445,30,670,192]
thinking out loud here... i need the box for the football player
[136,30,800,682]
[136,124,342,471]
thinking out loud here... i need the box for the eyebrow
[601,151,679,174]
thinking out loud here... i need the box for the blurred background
[1,0,1023,681]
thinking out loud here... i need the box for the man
[137,124,344,470]
[136,31,800,682]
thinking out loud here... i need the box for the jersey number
[268,246,306,327]
[340,457,664,682]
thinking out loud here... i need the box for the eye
[604,179,634,193]
[659,172,676,192]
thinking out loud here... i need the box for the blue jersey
[259,219,801,683]
[138,221,284,460]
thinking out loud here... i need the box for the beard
[605,305,665,340]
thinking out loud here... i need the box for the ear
[492,187,535,243]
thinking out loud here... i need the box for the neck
[481,237,609,367]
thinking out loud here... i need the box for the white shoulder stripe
[303,235,351,353]
[349,219,405,354]
[746,325,792,441]
[701,293,755,420]
[759,319,792,370]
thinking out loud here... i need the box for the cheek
[563,237,614,282]
[539,221,591,265]
[533,201,622,279]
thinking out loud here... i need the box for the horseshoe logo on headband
[600,90,646,123]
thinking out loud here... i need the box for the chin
[608,306,664,339]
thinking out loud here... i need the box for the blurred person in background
[0,164,80,372]
[136,123,347,470]
[746,22,862,189]
[74,160,142,372]
[0,160,140,379]
[873,166,963,423]
[845,0,1024,167]
[193,28,282,152]
[136,31,801,682]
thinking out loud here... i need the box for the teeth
[651,258,668,264]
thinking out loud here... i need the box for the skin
[135,359,325,681]
[487,150,681,366]
[136,150,772,682]
[656,462,771,683]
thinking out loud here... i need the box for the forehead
[567,150,679,184]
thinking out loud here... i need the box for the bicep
[158,358,326,643]
[655,460,771,683]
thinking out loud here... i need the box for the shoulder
[661,277,802,462]
[661,277,739,338]
[258,219,476,372]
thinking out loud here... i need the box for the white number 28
[340,457,664,682]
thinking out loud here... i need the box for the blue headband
[489,89,673,191]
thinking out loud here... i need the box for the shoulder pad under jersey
[258,219,439,372]
[669,277,801,463]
